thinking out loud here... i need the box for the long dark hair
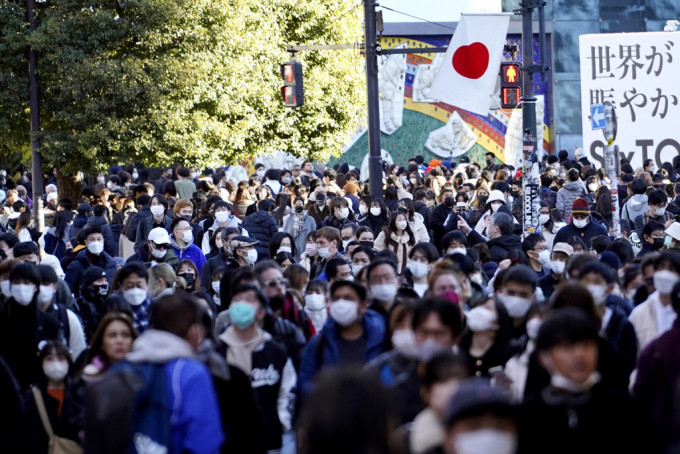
[53,210,74,240]
[384,211,415,246]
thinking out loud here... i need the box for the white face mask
[181,230,193,243]
[410,178,417,185]
[496,292,532,318]
[550,260,565,275]
[588,183,598,192]
[535,250,551,267]
[256,170,265,178]
[150,247,166,259]
[241,249,258,265]
[305,244,317,256]
[330,299,359,327]
[12,283,36,306]
[43,361,69,382]
[452,429,517,454]
[371,283,397,302]
[318,246,332,259]
[653,269,679,294]
[573,218,589,229]
[359,205,368,215]
[342,240,350,251]
[395,220,408,230]
[304,293,326,311]
[215,211,230,223]
[407,261,429,279]
[277,246,292,255]
[87,241,104,255]
[38,285,55,307]
[526,317,542,340]
[466,306,497,332]
[132,172,139,180]
[448,247,467,255]
[96,176,106,185]
[150,205,165,217]
[539,214,550,225]
[123,287,147,306]
[351,263,364,276]
[0,280,11,299]
[656,207,666,217]
[211,281,221,295]
[391,329,417,358]
[491,201,503,212]
[370,207,381,216]
[338,207,349,219]
[106,181,115,190]
[587,284,607,306]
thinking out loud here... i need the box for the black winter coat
[86,216,116,257]
[65,250,118,298]
[241,210,278,260]
[134,214,172,255]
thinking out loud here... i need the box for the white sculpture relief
[378,44,408,135]
[412,53,444,103]
[425,111,477,158]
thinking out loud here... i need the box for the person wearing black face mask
[484,151,499,172]
[637,221,666,258]
[429,189,459,252]
[283,197,317,262]
[76,266,111,340]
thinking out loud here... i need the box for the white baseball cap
[148,227,171,245]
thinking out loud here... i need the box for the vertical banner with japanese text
[580,32,680,169]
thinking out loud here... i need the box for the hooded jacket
[86,215,116,257]
[170,235,206,276]
[621,193,649,226]
[65,249,118,298]
[241,209,278,260]
[298,309,386,396]
[556,181,586,221]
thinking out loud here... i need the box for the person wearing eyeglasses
[126,227,179,267]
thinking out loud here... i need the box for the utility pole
[364,0,383,199]
[603,102,621,237]
[27,0,44,230]
[520,0,548,238]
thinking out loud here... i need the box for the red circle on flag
[452,42,490,79]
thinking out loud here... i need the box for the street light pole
[27,0,44,230]
[363,0,383,199]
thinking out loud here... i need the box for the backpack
[84,361,171,454]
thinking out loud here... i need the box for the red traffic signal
[280,61,304,108]
[500,62,521,109]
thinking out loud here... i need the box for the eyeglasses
[264,278,288,288]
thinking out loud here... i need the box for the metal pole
[27,0,43,231]
[364,0,383,199]
[521,0,540,238]
[603,103,621,238]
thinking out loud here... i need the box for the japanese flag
[428,13,511,116]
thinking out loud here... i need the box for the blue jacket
[298,309,386,396]
[170,237,206,277]
[241,210,278,259]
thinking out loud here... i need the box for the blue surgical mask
[229,301,256,329]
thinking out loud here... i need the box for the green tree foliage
[0,0,365,174]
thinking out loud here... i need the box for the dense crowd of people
[1,150,680,453]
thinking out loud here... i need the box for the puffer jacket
[241,209,278,260]
[555,181,586,221]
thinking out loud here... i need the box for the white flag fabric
[428,13,511,116]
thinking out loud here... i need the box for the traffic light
[500,62,521,109]
[280,61,304,107]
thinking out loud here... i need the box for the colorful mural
[331,34,552,169]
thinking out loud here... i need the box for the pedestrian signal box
[280,61,304,108]
[500,62,521,109]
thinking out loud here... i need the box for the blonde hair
[148,263,182,291]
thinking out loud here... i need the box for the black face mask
[94,284,109,297]
[295,206,304,214]
[178,273,195,287]
[269,295,285,312]
[444,197,455,208]
[181,215,193,223]
[477,195,488,207]
[652,238,665,250]
[316,198,325,206]
[359,240,374,249]
[511,190,520,198]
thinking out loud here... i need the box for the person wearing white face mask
[495,266,537,342]
[321,197,354,230]
[303,280,328,332]
[129,227,179,267]
[538,242,573,300]
[298,280,386,397]
[169,217,206,273]
[633,189,674,236]
[366,259,401,316]
[630,251,680,350]
[282,197,317,262]
[200,200,243,254]
[552,197,608,250]
[310,227,342,281]
[522,234,551,279]
[227,235,260,268]
[37,265,87,360]
[522,307,654,454]
[114,262,152,333]
[25,340,83,452]
[65,225,118,298]
[374,212,416,275]
[133,194,172,255]
[578,262,638,377]
[442,378,519,454]
[405,244,438,297]
[0,263,67,390]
